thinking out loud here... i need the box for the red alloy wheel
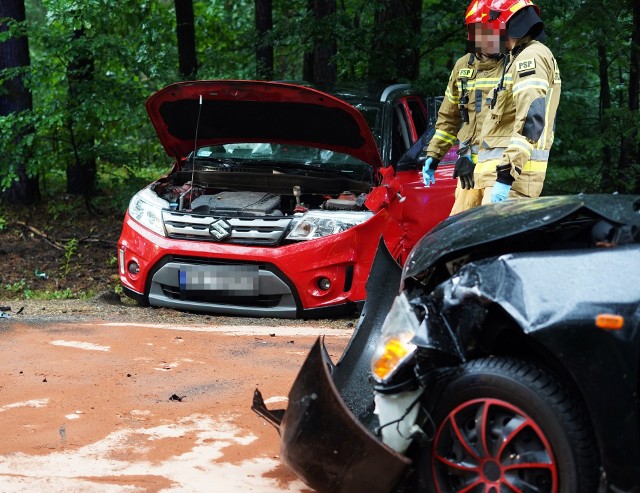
[432,398,558,493]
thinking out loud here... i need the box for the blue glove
[491,181,512,203]
[422,157,438,187]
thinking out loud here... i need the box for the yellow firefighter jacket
[426,53,505,163]
[474,40,562,197]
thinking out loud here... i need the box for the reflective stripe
[434,129,457,145]
[475,158,502,173]
[478,148,504,160]
[445,86,459,104]
[509,138,533,157]
[531,149,550,161]
[476,157,548,173]
[513,78,549,95]
[479,147,549,162]
[463,78,502,90]
[523,160,548,172]
[458,148,479,163]
[457,78,509,93]
[466,0,479,20]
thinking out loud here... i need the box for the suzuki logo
[209,219,232,241]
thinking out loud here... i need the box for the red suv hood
[146,80,384,168]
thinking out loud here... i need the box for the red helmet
[466,0,491,49]
[465,0,490,26]
[485,0,543,39]
[486,0,540,25]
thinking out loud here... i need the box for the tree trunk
[370,0,422,83]
[66,28,96,196]
[303,0,315,82]
[310,0,337,88]
[597,42,614,191]
[0,0,39,205]
[255,0,273,80]
[619,0,639,193]
[629,0,639,192]
[175,0,198,80]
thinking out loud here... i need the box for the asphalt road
[0,300,355,492]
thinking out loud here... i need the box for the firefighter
[422,0,505,216]
[474,0,562,203]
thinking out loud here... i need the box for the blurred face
[469,23,507,54]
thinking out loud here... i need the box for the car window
[351,102,383,151]
[391,104,412,164]
[406,97,427,137]
[422,96,444,128]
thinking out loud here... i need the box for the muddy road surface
[0,300,356,492]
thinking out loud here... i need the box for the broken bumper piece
[252,338,410,493]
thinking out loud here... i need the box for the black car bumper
[252,337,411,493]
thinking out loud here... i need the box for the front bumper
[252,338,411,493]
[118,211,390,318]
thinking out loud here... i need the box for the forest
[1,0,639,211]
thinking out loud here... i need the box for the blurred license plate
[179,265,259,296]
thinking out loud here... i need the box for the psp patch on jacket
[458,68,475,79]
[516,58,536,77]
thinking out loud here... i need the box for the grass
[1,281,96,301]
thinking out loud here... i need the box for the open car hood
[146,80,384,168]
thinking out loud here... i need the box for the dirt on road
[0,299,357,492]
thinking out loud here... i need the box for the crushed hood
[403,194,640,280]
[145,80,384,168]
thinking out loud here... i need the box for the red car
[117,80,456,318]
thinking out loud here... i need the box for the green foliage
[1,0,177,197]
[61,238,78,278]
[196,0,258,79]
[0,280,91,300]
[36,287,79,300]
[0,0,637,202]
[2,279,29,294]
[46,201,74,221]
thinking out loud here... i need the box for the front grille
[163,210,292,245]
[171,255,267,269]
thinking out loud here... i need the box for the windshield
[188,143,374,182]
[346,102,383,151]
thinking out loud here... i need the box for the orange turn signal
[372,339,413,380]
[595,314,624,330]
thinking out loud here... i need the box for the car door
[390,96,457,263]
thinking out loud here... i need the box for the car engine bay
[152,172,369,217]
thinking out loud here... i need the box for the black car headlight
[371,293,419,383]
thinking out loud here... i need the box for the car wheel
[419,357,599,493]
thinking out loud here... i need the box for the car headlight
[371,293,419,383]
[285,210,373,241]
[128,187,168,237]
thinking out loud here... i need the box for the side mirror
[396,126,435,172]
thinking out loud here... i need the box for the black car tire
[418,357,599,493]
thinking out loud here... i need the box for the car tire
[418,357,599,493]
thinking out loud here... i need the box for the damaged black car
[253,193,640,493]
